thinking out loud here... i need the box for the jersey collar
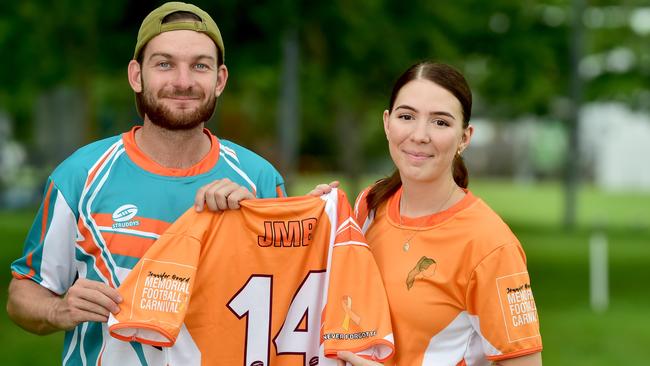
[122,126,220,177]
[387,186,477,228]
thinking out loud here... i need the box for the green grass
[0,210,63,365]
[2,177,650,365]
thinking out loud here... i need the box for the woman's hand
[336,351,383,366]
[307,181,339,196]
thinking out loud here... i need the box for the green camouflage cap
[134,2,224,62]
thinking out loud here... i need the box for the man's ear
[128,60,143,93]
[214,65,229,97]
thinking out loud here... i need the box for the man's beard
[136,85,216,131]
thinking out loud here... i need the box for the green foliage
[0,0,646,167]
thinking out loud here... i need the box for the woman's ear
[383,110,390,140]
[459,124,474,154]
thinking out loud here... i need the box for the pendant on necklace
[403,242,410,252]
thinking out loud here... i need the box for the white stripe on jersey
[421,311,499,366]
[353,189,367,219]
[221,145,240,163]
[40,192,79,294]
[361,210,375,234]
[77,144,125,287]
[96,327,107,366]
[80,321,89,366]
[85,140,123,183]
[320,188,339,316]
[219,151,257,196]
[80,147,127,286]
[333,241,369,248]
[336,217,362,235]
[62,327,79,365]
[97,227,161,240]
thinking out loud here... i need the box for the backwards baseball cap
[134,2,224,63]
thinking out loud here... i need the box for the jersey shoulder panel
[49,134,123,211]
[219,139,285,197]
[459,194,522,254]
[353,185,375,232]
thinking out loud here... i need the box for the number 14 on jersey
[228,271,326,366]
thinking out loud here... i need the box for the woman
[331,62,543,366]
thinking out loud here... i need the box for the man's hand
[195,178,254,211]
[52,278,123,330]
[307,181,339,197]
[7,278,122,335]
[336,351,383,366]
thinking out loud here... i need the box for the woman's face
[383,79,472,185]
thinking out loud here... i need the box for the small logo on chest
[111,204,141,229]
[406,256,437,290]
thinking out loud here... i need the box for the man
[7,2,285,364]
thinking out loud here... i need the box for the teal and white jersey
[11,127,285,365]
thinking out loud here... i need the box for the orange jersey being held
[108,188,394,365]
[354,187,542,366]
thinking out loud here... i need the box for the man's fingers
[71,297,113,318]
[70,279,121,314]
[194,184,209,212]
[84,280,123,304]
[207,180,253,211]
[227,187,255,209]
[195,179,254,211]
[197,180,227,211]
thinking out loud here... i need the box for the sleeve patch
[496,272,541,342]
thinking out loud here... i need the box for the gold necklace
[399,185,458,252]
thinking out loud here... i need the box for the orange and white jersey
[354,187,542,366]
[109,188,394,365]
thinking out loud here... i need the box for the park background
[1,0,649,364]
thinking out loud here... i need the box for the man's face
[136,30,222,130]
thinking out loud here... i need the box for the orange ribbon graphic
[341,296,361,331]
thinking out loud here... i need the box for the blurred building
[581,103,650,191]
[465,102,650,192]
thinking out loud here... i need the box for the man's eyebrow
[194,54,216,62]
[148,52,173,60]
[147,53,216,63]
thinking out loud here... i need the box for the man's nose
[171,66,194,89]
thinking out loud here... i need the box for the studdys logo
[112,204,140,228]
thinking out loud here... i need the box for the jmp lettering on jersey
[257,218,318,247]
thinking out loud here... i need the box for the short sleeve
[108,209,203,347]
[466,243,543,361]
[321,189,394,362]
[11,178,78,294]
